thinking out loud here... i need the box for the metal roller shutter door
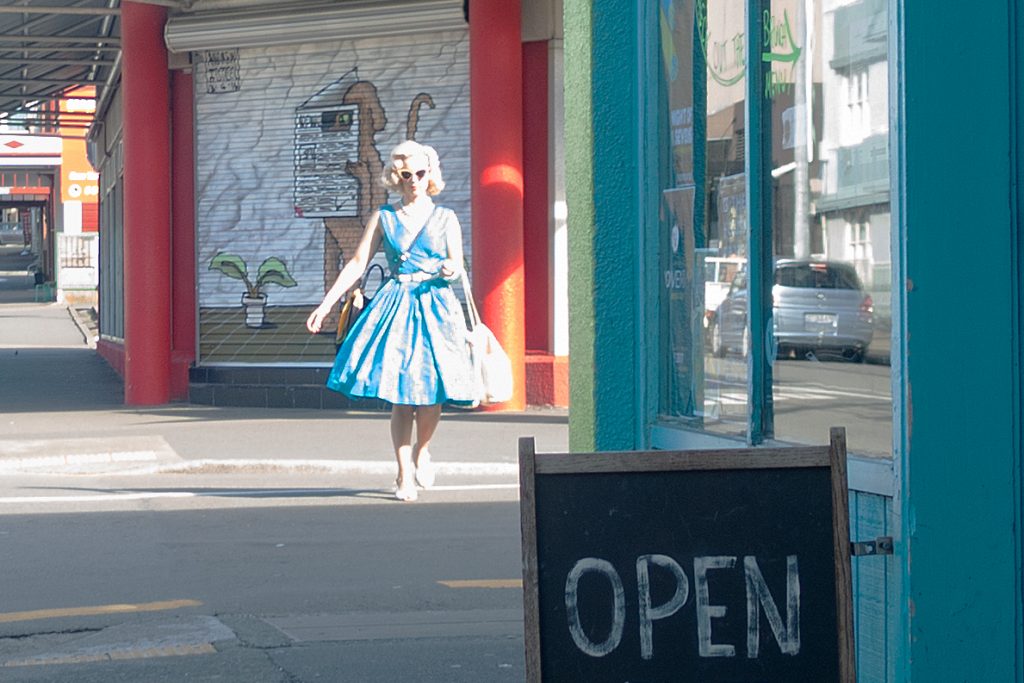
[194,30,470,365]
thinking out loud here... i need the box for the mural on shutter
[194,31,470,365]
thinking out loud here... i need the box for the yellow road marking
[0,599,203,624]
[438,579,522,589]
[4,643,215,667]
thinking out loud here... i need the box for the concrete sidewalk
[0,300,568,478]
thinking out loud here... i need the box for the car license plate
[804,313,837,332]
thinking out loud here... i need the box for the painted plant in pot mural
[209,252,298,328]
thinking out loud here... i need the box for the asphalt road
[0,278,564,681]
[0,494,527,682]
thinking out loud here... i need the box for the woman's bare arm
[306,212,383,333]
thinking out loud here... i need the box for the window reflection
[658,0,749,436]
[768,0,892,457]
[656,0,893,457]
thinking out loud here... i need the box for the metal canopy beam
[2,112,96,118]
[0,6,120,16]
[0,45,119,52]
[0,92,92,103]
[0,76,91,86]
[0,34,119,46]
[0,56,115,66]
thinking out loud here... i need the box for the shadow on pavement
[17,485,398,501]
[0,347,124,413]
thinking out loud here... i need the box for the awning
[165,0,465,53]
[0,0,118,133]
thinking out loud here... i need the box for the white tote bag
[461,273,514,404]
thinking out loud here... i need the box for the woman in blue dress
[306,140,476,502]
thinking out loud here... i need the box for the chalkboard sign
[519,427,854,682]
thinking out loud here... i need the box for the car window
[774,263,861,289]
[730,271,747,293]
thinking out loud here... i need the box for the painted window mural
[194,32,470,365]
[655,0,892,457]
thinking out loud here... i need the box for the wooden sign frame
[519,427,855,682]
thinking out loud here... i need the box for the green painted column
[565,0,641,451]
[898,1,1020,678]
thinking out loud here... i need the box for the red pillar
[470,0,526,410]
[522,41,550,353]
[121,1,171,405]
[170,69,196,400]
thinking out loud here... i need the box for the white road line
[140,459,519,476]
[423,484,519,491]
[0,492,196,504]
[0,451,160,474]
[0,484,520,505]
[774,385,890,401]
[706,387,889,404]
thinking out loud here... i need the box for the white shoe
[414,447,435,489]
[394,477,418,502]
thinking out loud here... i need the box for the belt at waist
[395,271,438,283]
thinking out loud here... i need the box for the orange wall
[60,86,98,229]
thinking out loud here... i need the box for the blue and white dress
[326,204,477,406]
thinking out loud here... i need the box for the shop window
[768,0,891,458]
[652,0,748,437]
[651,0,893,458]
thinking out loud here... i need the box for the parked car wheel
[843,347,865,363]
[711,319,726,358]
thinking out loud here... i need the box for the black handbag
[335,263,385,351]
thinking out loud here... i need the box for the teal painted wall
[850,491,895,682]
[566,0,641,451]
[566,0,1024,674]
[898,1,1020,679]
[1015,0,1024,674]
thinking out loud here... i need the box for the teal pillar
[1016,2,1024,674]
[566,0,641,451]
[898,1,1020,678]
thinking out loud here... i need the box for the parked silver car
[710,260,874,362]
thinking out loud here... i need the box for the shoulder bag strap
[460,271,483,331]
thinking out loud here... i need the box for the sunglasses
[399,169,427,181]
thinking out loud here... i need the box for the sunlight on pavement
[4,643,216,668]
[0,598,202,624]
[438,579,522,589]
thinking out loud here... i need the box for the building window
[847,219,872,285]
[845,67,870,143]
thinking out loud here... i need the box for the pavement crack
[1,626,103,640]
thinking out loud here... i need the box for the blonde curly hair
[380,140,445,196]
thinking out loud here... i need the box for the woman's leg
[390,404,417,500]
[413,404,442,488]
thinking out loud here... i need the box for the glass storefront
[655,0,892,458]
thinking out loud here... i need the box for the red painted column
[121,1,171,405]
[470,0,526,410]
[522,41,550,353]
[170,69,196,400]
